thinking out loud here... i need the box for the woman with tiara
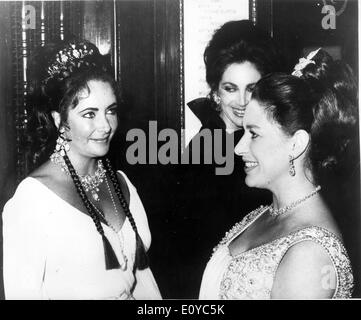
[2,39,161,299]
[199,48,357,299]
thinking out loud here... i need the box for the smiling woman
[200,49,357,299]
[236,98,294,189]
[217,61,261,132]
[57,80,118,162]
[1,39,161,300]
[173,19,284,298]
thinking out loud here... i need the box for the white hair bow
[292,48,321,77]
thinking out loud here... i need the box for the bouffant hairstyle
[204,20,284,97]
[251,49,358,188]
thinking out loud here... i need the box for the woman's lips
[91,137,109,143]
[232,107,245,117]
[244,161,258,172]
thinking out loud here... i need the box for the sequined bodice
[207,206,354,299]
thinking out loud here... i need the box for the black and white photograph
[0,0,359,303]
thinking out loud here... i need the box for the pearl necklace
[90,175,128,270]
[269,185,321,217]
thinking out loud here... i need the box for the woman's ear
[291,129,310,159]
[51,111,61,130]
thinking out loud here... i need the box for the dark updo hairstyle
[26,39,119,166]
[251,49,358,189]
[26,39,148,271]
[204,20,284,104]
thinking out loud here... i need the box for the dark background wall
[257,0,358,72]
[0,0,183,300]
[0,0,359,299]
[256,0,360,297]
[0,2,16,301]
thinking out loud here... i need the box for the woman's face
[217,61,261,131]
[65,80,118,160]
[234,99,293,191]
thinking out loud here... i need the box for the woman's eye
[224,86,236,93]
[107,108,118,115]
[83,112,95,119]
[250,131,259,139]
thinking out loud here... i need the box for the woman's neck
[271,176,318,211]
[66,151,99,175]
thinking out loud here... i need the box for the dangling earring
[213,93,221,105]
[55,127,70,156]
[289,155,296,177]
[212,93,221,111]
[50,127,71,173]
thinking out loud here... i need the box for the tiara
[43,41,98,84]
[292,48,321,78]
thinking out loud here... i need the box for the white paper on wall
[183,0,249,146]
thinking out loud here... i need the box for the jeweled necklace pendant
[79,160,106,202]
[90,189,100,201]
[50,152,106,201]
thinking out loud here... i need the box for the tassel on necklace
[102,234,121,270]
[134,233,149,271]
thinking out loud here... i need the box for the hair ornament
[44,41,98,84]
[292,48,322,78]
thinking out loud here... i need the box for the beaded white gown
[2,171,161,300]
[199,206,354,299]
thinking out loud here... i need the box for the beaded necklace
[269,185,321,217]
[89,175,128,270]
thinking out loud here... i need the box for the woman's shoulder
[3,161,69,215]
[116,170,132,186]
[281,225,347,258]
[272,226,353,298]
[187,97,224,130]
[116,169,135,190]
[2,177,50,224]
[7,176,47,201]
[29,160,75,196]
[187,97,213,118]
[278,224,350,272]
[116,170,144,209]
[29,160,60,181]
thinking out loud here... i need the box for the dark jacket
[171,97,271,298]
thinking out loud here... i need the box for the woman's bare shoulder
[284,199,342,239]
[271,239,336,299]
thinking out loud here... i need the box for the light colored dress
[199,206,354,299]
[2,171,162,300]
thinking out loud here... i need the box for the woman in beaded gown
[172,19,284,299]
[2,40,161,299]
[199,49,357,299]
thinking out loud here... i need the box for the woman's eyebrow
[221,82,237,86]
[77,107,98,114]
[77,103,117,113]
[106,102,118,109]
[245,124,261,130]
